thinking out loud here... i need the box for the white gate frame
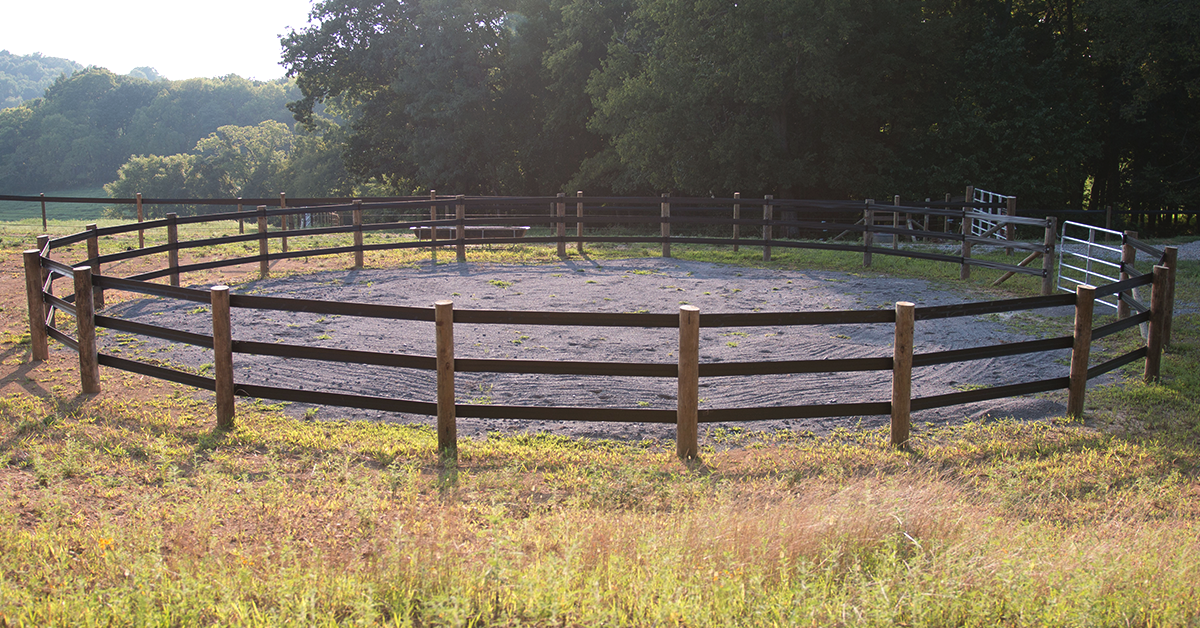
[1057,221,1126,310]
[971,187,1014,242]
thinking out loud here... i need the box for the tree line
[0,68,309,195]
[2,0,1195,226]
[0,50,83,109]
[278,0,1197,219]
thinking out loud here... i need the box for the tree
[0,104,35,190]
[1077,0,1200,223]
[277,0,1198,222]
[104,153,203,217]
[283,0,565,194]
[0,50,82,108]
[127,67,165,82]
[191,121,295,198]
[581,0,954,198]
[20,68,159,187]
[878,5,1099,209]
[277,118,356,197]
[0,68,301,193]
[104,121,298,211]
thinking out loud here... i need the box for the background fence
[21,195,1178,459]
[6,185,1197,236]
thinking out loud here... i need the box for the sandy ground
[100,257,1080,442]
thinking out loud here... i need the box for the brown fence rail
[20,195,1178,459]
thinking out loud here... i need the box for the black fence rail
[19,195,1179,459]
[36,194,1063,295]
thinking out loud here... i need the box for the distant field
[0,186,112,222]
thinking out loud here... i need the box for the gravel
[104,258,1088,443]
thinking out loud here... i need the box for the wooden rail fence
[20,195,1178,459]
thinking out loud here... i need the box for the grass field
[0,186,113,223]
[1,222,1198,626]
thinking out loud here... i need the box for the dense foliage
[103,119,354,217]
[0,50,82,109]
[0,68,299,194]
[3,0,1196,222]
[281,0,1199,215]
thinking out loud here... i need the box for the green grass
[2,224,1199,626]
[0,186,111,223]
[2,394,1198,626]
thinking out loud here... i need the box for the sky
[2,0,317,81]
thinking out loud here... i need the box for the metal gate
[1056,220,1170,317]
[971,187,1014,241]
[1057,221,1125,309]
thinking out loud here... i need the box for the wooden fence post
[1144,265,1170,381]
[557,192,567,258]
[1162,246,1177,349]
[86,223,104,308]
[576,190,584,254]
[211,285,235,430]
[762,195,773,262]
[1068,284,1096,418]
[891,301,915,447]
[1006,196,1017,256]
[732,192,741,252]
[661,193,671,258]
[280,193,288,254]
[960,206,972,280]
[863,199,874,267]
[962,187,975,279]
[1145,265,1169,383]
[353,199,364,269]
[1117,230,1137,319]
[456,195,466,263]
[73,266,100,394]
[677,305,699,460]
[257,206,269,279]
[23,250,49,361]
[435,300,457,460]
[429,190,438,261]
[892,195,901,251]
[943,193,952,235]
[136,192,144,248]
[923,198,931,241]
[237,198,244,235]
[1041,217,1057,296]
[166,213,180,287]
[40,193,47,231]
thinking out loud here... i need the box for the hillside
[0,50,82,108]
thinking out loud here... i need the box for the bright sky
[2,0,317,81]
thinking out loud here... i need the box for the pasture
[1,209,1198,626]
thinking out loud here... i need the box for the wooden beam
[1068,284,1095,418]
[436,299,457,461]
[891,301,915,447]
[677,305,699,460]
